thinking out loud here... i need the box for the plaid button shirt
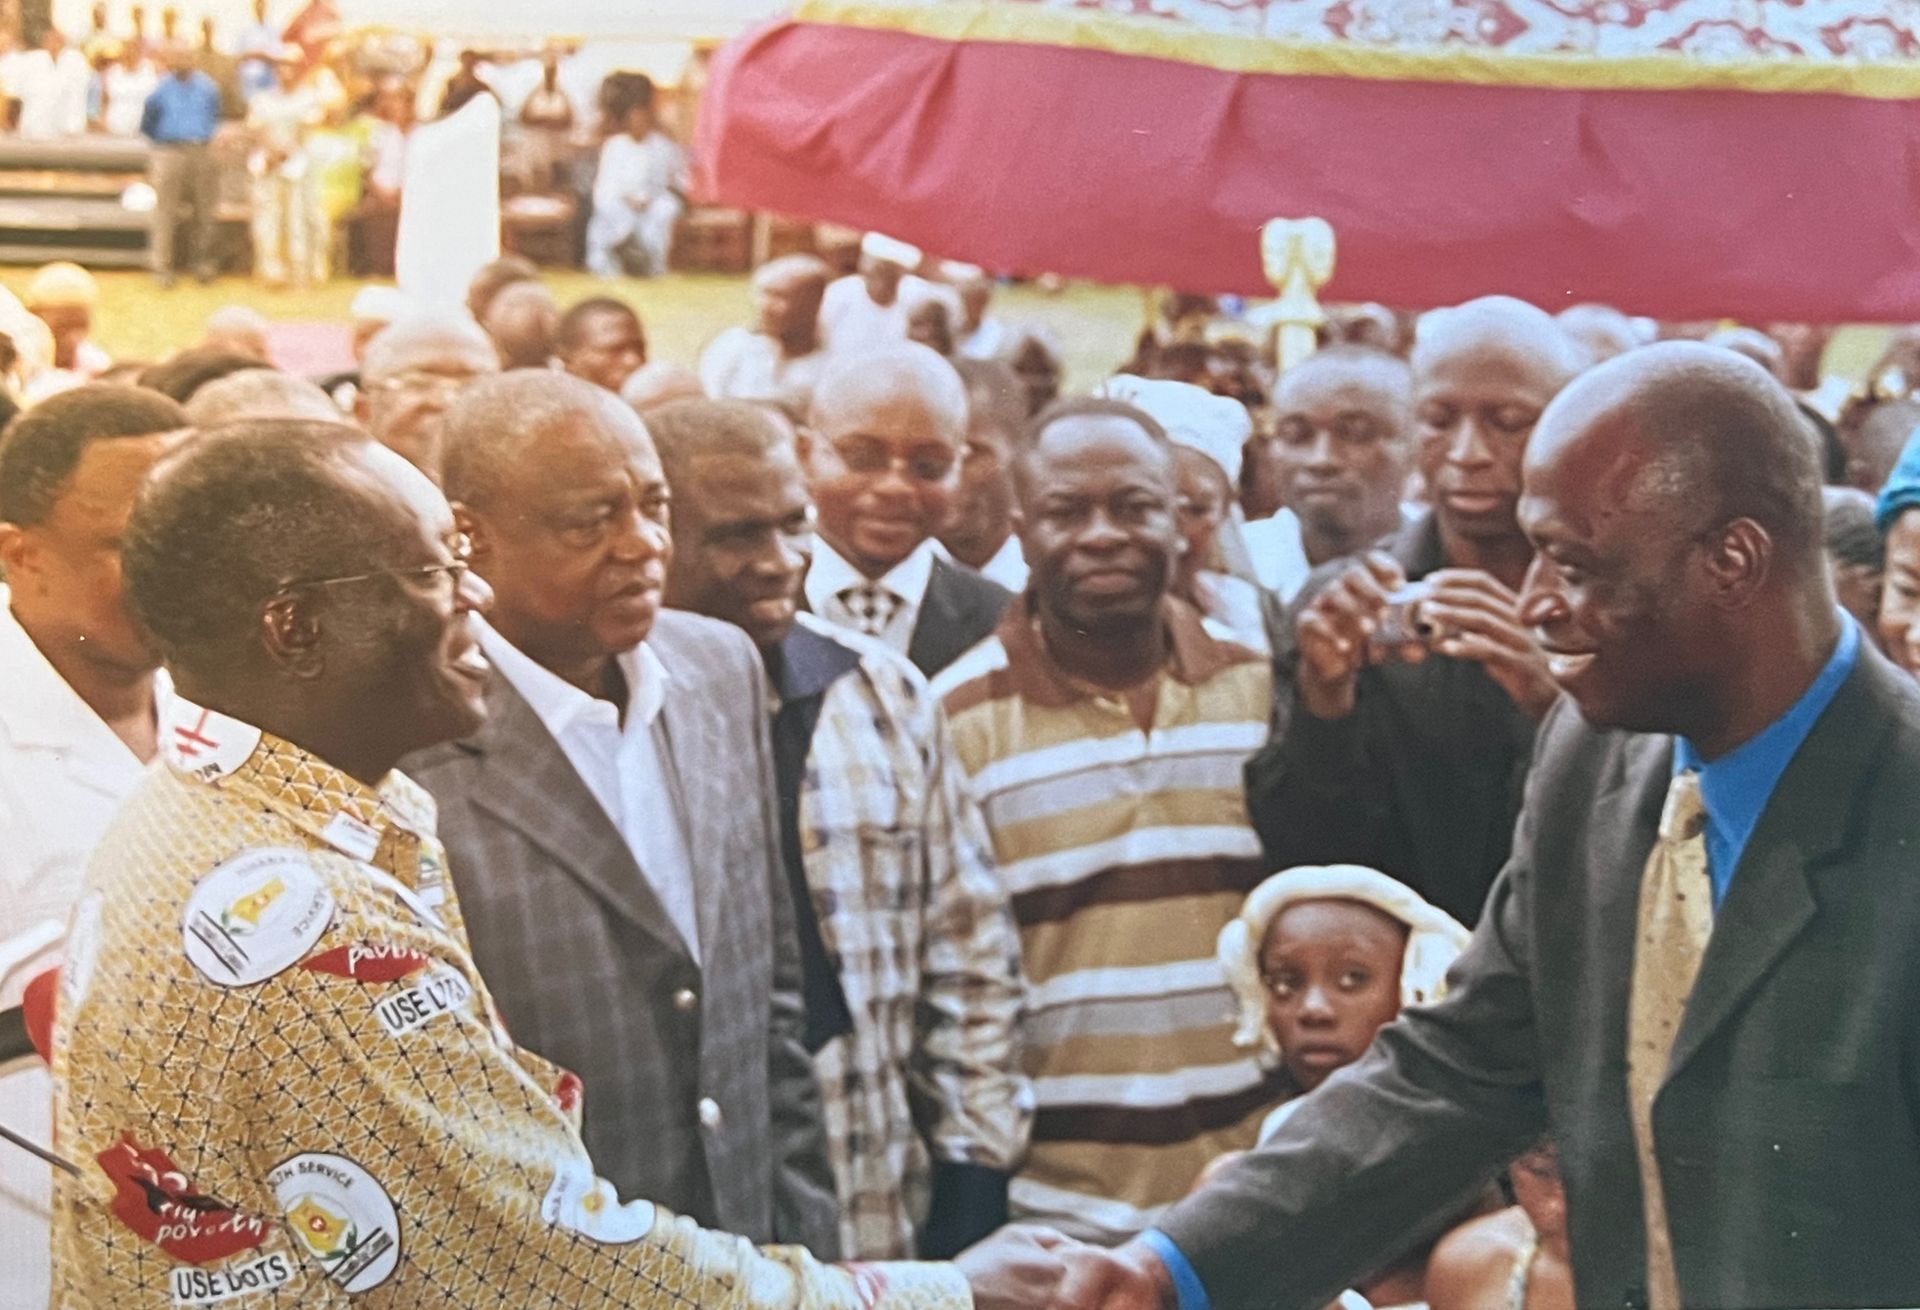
[778,616,1032,1258]
[48,695,966,1309]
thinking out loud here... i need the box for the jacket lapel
[906,557,963,677]
[1666,653,1889,1080]
[465,672,694,965]
[651,643,729,957]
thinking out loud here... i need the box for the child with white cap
[1212,863,1478,1310]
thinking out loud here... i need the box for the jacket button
[673,987,697,1013]
[697,1097,722,1129]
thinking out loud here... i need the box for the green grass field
[0,267,1887,392]
[0,268,1152,391]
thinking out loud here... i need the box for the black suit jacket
[1163,645,1920,1310]
[907,555,1013,679]
[1245,513,1537,926]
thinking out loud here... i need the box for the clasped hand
[1295,553,1558,723]
[956,1227,1173,1310]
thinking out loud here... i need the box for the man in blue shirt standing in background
[139,43,222,287]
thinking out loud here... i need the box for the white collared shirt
[475,618,700,960]
[0,588,166,1310]
[805,537,937,657]
[932,534,1028,595]
[0,588,166,1008]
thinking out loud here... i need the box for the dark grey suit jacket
[402,609,840,1255]
[907,555,1013,679]
[1165,644,1920,1310]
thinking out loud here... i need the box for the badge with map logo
[181,849,334,988]
[269,1154,400,1294]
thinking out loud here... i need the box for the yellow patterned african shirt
[48,697,970,1310]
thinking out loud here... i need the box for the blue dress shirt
[1144,616,1862,1310]
[1674,613,1859,910]
[140,72,220,145]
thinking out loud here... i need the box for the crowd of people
[0,3,703,290]
[1,221,1919,1310]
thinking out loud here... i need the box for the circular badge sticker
[269,1153,401,1294]
[181,848,335,988]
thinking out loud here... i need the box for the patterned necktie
[1627,769,1712,1310]
[837,582,900,638]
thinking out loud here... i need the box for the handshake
[951,1226,1175,1310]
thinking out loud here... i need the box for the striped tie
[1627,769,1712,1310]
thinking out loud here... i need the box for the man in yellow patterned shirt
[48,419,1062,1309]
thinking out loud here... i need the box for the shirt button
[697,1097,722,1129]
[673,987,697,1013]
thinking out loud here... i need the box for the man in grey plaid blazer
[402,373,840,1254]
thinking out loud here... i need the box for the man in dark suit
[402,372,840,1255]
[801,344,1011,677]
[1042,342,1920,1310]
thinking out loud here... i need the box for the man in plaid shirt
[651,400,1032,1259]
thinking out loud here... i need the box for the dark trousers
[149,142,219,277]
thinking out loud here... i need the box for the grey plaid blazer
[402,609,840,1255]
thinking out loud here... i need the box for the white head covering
[1095,374,1251,487]
[860,232,922,270]
[350,285,417,325]
[1217,863,1472,1070]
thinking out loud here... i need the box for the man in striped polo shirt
[933,397,1281,1243]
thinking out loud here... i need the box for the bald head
[1414,296,1588,382]
[620,361,704,414]
[185,368,343,427]
[362,313,497,385]
[481,280,558,370]
[1704,326,1787,381]
[753,254,832,347]
[358,313,501,479]
[1518,342,1836,748]
[649,398,790,494]
[1527,341,1824,570]
[202,306,270,362]
[1556,303,1644,365]
[806,343,969,576]
[753,253,832,295]
[809,343,968,445]
[440,370,672,667]
[440,369,648,508]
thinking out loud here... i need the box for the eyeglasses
[830,435,957,483]
[279,533,473,593]
[373,369,483,400]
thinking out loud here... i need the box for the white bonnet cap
[1095,374,1251,487]
[1216,863,1472,1069]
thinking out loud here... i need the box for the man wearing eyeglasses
[355,311,500,483]
[802,344,1013,678]
[0,384,190,1310]
[649,397,1031,1261]
[401,371,841,1259]
[53,417,1063,1308]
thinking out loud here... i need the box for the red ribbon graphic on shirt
[97,1137,270,1265]
[300,943,432,983]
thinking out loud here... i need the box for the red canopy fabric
[696,1,1920,321]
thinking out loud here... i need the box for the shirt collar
[994,591,1258,707]
[158,694,436,861]
[1674,611,1861,858]
[770,613,866,704]
[474,616,667,740]
[0,587,170,753]
[804,536,936,612]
